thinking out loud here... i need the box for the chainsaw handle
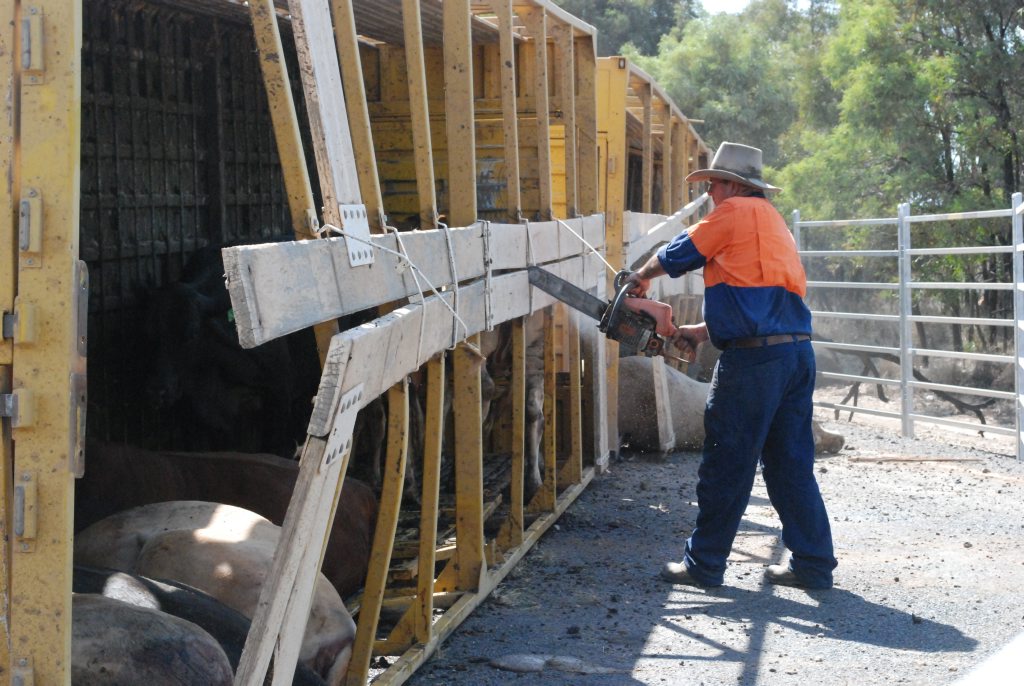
[613,270,632,292]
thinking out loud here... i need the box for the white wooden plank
[289,0,361,214]
[224,216,606,348]
[306,255,600,426]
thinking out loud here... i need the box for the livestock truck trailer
[0,1,710,683]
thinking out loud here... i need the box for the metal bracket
[70,373,87,478]
[322,383,364,469]
[1,388,35,428]
[481,221,494,331]
[2,312,14,340]
[12,656,34,686]
[19,189,42,268]
[21,7,44,85]
[75,260,90,357]
[340,203,374,267]
[14,470,37,544]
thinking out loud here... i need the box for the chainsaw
[527,266,689,363]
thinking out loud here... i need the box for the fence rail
[795,192,1024,460]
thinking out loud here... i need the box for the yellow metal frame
[4,1,83,682]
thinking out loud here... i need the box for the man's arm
[623,253,667,297]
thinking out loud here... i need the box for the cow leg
[524,380,545,503]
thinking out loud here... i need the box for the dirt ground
[396,391,1024,686]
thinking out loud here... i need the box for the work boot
[660,561,719,587]
[764,564,806,587]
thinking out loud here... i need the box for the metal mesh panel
[80,0,316,447]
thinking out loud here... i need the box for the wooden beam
[248,0,338,364]
[288,0,362,228]
[449,338,486,591]
[402,0,439,230]
[331,0,385,231]
[651,356,676,453]
[487,0,522,221]
[222,216,605,348]
[443,0,478,226]
[235,379,360,686]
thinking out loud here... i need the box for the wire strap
[481,220,494,331]
[438,221,463,348]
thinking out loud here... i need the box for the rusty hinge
[13,470,38,551]
[19,189,42,268]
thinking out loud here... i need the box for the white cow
[74,501,354,686]
[617,355,844,454]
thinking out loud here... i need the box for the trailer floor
[397,413,1024,686]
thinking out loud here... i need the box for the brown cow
[75,501,354,686]
[76,442,377,599]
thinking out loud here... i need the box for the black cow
[73,565,326,686]
[142,243,321,457]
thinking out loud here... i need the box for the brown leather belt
[723,334,811,349]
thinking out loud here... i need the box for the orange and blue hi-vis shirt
[656,196,811,349]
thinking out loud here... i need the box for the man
[626,141,837,589]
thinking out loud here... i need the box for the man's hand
[670,323,709,363]
[622,271,651,297]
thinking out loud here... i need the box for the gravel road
[400,408,1024,686]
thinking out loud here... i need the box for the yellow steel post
[639,81,653,214]
[248,0,338,364]
[386,353,445,650]
[8,2,82,682]
[520,7,552,220]
[0,3,16,665]
[574,34,598,217]
[597,58,628,454]
[552,22,576,218]
[445,336,486,591]
[662,108,674,214]
[346,381,409,686]
[671,119,685,209]
[401,0,439,230]
[497,318,525,549]
[487,0,522,221]
[443,0,477,226]
[528,306,557,512]
[557,309,582,487]
[331,0,385,232]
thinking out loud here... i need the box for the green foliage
[556,0,698,56]
[629,0,1023,351]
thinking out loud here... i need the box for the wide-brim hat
[685,141,781,193]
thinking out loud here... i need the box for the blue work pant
[682,340,837,588]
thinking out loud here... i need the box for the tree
[556,0,698,56]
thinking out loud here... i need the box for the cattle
[74,501,355,686]
[72,593,234,686]
[479,311,546,502]
[76,441,377,599]
[617,355,844,454]
[142,243,322,457]
[73,565,326,686]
